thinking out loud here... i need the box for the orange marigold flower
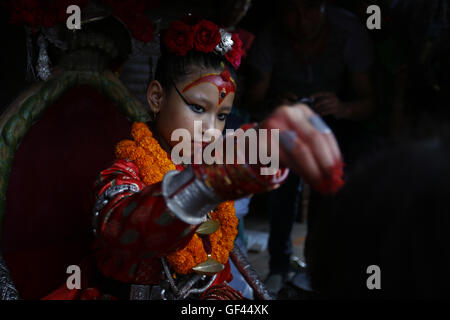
[115,140,137,159]
[131,122,152,143]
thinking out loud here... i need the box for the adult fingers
[314,97,336,110]
[311,92,333,100]
[284,92,299,102]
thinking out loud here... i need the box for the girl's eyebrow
[188,93,231,110]
[219,105,232,112]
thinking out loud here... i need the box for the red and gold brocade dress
[44,122,288,300]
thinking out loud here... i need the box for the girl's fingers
[261,103,344,193]
[321,131,342,163]
[279,131,324,186]
[281,105,336,174]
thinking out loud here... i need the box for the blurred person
[309,10,450,297]
[310,136,450,299]
[244,0,376,295]
[388,0,450,138]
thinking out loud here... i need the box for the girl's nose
[202,115,218,142]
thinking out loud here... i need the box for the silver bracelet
[161,166,222,225]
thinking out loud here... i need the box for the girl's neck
[148,122,171,153]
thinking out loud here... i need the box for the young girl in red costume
[45,18,344,300]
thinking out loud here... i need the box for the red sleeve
[93,159,197,284]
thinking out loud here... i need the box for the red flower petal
[193,19,221,53]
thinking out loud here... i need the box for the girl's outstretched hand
[260,103,344,194]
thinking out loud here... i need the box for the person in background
[244,0,376,296]
[310,4,450,297]
[310,137,450,299]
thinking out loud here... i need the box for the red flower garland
[5,0,89,29]
[163,20,194,56]
[225,33,244,69]
[193,20,221,53]
[101,0,157,43]
[5,0,157,43]
[163,19,244,69]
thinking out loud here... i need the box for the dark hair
[154,47,238,93]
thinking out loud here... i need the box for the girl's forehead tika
[182,70,236,105]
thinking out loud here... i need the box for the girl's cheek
[215,119,226,132]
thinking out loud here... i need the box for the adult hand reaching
[311,92,346,118]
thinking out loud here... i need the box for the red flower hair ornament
[163,19,243,69]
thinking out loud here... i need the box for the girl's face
[148,69,235,153]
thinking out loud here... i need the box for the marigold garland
[115,122,238,275]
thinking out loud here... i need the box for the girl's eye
[218,113,229,121]
[189,104,205,114]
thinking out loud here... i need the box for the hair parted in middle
[154,18,242,92]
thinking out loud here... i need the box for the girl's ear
[146,80,165,113]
